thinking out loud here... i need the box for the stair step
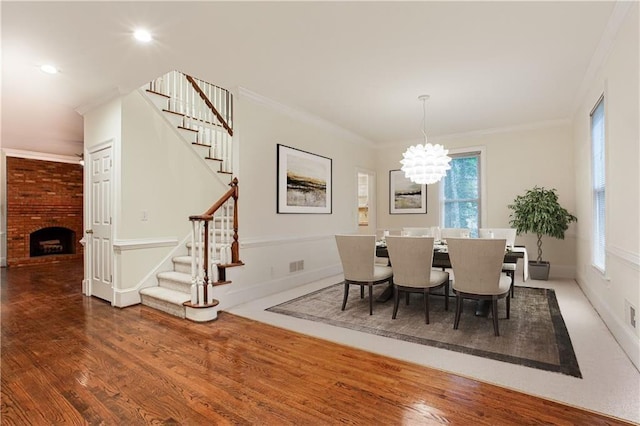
[172,255,193,274]
[191,142,210,157]
[140,287,189,319]
[145,90,170,110]
[177,127,198,143]
[157,270,192,293]
[162,109,185,127]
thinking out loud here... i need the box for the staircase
[139,239,227,322]
[140,251,202,320]
[139,71,243,322]
[143,70,234,176]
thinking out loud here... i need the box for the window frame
[439,146,487,235]
[590,94,606,273]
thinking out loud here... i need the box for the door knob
[85,229,94,234]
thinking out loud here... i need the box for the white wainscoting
[220,233,342,310]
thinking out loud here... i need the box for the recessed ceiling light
[40,64,58,74]
[134,29,153,43]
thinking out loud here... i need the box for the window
[591,96,606,271]
[441,151,481,237]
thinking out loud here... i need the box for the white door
[89,146,113,302]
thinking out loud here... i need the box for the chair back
[402,227,432,237]
[335,235,375,281]
[440,228,471,239]
[479,228,516,248]
[447,238,507,295]
[386,236,435,287]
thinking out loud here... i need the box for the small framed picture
[389,169,427,214]
[277,144,332,214]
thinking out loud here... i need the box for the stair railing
[148,70,234,174]
[187,178,242,307]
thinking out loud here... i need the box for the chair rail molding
[113,237,178,253]
[240,233,335,249]
[607,245,640,271]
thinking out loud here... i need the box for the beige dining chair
[447,238,511,336]
[335,235,393,315]
[434,228,469,271]
[440,228,471,239]
[402,227,432,237]
[479,228,517,297]
[386,236,449,324]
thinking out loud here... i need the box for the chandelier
[400,95,451,185]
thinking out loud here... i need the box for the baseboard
[215,263,342,311]
[114,287,142,308]
[577,275,640,372]
[548,264,576,280]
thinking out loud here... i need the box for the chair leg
[444,282,449,311]
[392,286,400,319]
[492,298,500,336]
[506,294,511,319]
[406,292,410,305]
[360,284,365,299]
[509,271,515,298]
[341,282,349,311]
[369,283,373,315]
[424,288,430,324]
[454,295,463,329]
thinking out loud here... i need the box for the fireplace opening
[30,227,76,257]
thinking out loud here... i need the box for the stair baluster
[186,178,243,307]
[146,70,234,175]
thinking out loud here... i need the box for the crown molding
[570,1,635,115]
[2,148,80,164]
[237,87,375,148]
[377,118,571,150]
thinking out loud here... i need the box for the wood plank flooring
[0,260,632,425]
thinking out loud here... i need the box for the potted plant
[508,186,577,280]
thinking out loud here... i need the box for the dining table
[374,241,527,316]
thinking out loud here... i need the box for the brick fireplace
[6,157,84,267]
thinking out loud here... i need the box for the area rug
[266,283,581,378]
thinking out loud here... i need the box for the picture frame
[277,144,332,214]
[389,169,427,214]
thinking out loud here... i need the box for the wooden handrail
[185,75,234,137]
[189,177,238,220]
[189,178,241,265]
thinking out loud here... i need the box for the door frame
[83,140,115,302]
[355,168,377,235]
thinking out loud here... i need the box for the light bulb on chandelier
[400,95,451,185]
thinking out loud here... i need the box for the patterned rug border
[266,284,582,378]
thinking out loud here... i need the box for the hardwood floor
[1,260,631,425]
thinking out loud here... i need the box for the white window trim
[590,92,607,275]
[439,145,487,229]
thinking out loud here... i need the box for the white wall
[572,3,639,369]
[115,90,231,303]
[83,90,231,306]
[376,122,577,277]
[217,89,377,309]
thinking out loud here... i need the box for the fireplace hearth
[30,227,76,257]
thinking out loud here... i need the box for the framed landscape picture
[277,144,332,214]
[389,169,427,214]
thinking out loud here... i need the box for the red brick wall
[6,157,84,267]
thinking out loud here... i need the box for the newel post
[230,177,240,264]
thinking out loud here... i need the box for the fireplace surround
[6,157,83,266]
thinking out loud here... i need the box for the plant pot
[529,261,550,280]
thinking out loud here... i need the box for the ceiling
[1,1,619,156]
